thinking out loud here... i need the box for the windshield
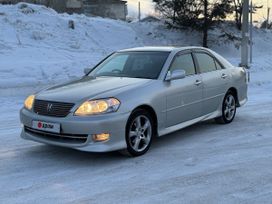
[90,51,170,79]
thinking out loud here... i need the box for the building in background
[83,0,127,20]
[0,0,128,20]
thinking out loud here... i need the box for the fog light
[93,133,110,142]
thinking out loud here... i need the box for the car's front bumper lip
[20,108,130,152]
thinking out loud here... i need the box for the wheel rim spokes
[129,115,152,152]
[129,131,137,138]
[224,95,236,120]
[135,117,141,129]
[133,137,141,150]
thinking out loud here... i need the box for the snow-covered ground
[1,3,272,204]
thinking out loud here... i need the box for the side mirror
[165,69,186,81]
[84,68,93,75]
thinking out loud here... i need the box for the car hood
[36,76,152,103]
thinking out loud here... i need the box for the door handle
[221,73,228,79]
[194,80,202,86]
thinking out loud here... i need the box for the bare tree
[233,0,262,30]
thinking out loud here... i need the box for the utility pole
[267,0,270,28]
[138,1,141,21]
[240,0,249,68]
[250,0,253,64]
[203,0,208,48]
[267,8,270,28]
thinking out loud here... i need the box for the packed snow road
[0,84,272,204]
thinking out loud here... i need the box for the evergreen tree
[153,0,233,47]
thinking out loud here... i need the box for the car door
[165,51,203,127]
[193,51,229,115]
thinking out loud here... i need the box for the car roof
[119,46,208,53]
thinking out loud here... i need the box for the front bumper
[20,108,130,152]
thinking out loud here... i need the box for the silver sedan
[20,47,248,156]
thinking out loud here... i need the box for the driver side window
[96,54,128,75]
[169,53,196,76]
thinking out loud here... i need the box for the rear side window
[195,53,217,73]
[169,53,196,76]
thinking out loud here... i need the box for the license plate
[32,121,60,133]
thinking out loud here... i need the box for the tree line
[153,0,262,47]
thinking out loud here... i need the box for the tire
[215,91,237,124]
[121,109,155,157]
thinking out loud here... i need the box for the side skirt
[158,110,221,137]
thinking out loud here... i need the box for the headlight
[24,95,35,110]
[75,98,120,116]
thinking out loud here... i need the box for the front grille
[33,99,74,117]
[25,127,88,144]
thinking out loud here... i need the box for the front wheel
[121,109,154,157]
[215,91,237,124]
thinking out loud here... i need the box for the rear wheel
[121,109,154,157]
[215,91,237,124]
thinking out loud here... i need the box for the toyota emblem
[47,103,53,112]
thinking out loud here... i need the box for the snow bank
[0,3,139,91]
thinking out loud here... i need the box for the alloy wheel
[224,94,236,121]
[128,115,152,152]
